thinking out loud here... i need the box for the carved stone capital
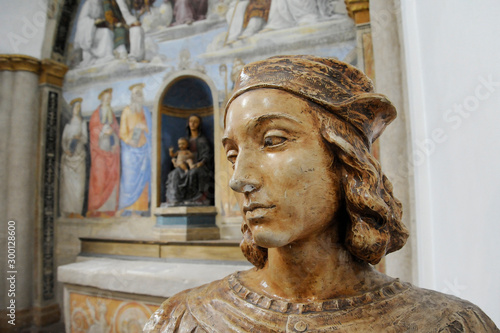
[40,59,68,87]
[0,54,41,74]
[344,0,370,24]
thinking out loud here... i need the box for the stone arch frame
[151,70,221,214]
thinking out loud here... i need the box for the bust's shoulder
[143,275,231,333]
[144,275,499,333]
[393,283,499,332]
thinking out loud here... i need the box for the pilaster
[371,0,416,284]
[39,59,68,87]
[0,54,42,331]
[34,58,68,327]
[345,0,374,81]
[0,55,68,331]
[345,0,371,25]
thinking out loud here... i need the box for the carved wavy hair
[239,99,409,267]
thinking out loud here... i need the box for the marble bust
[144,56,498,332]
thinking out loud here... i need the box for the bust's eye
[264,136,287,147]
[226,150,237,166]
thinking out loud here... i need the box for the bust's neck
[240,228,393,302]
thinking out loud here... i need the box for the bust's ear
[317,110,408,264]
[344,95,397,143]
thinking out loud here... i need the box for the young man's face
[223,89,341,249]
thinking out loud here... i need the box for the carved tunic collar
[145,272,499,332]
[228,272,410,314]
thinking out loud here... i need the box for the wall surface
[401,0,500,324]
[371,0,417,285]
[52,0,356,308]
[57,0,356,238]
[0,0,47,58]
[3,0,498,327]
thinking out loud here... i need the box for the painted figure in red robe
[87,88,121,218]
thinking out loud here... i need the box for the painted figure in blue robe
[117,83,152,216]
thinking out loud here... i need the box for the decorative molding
[160,105,214,118]
[0,56,68,86]
[344,0,371,24]
[0,308,34,330]
[33,304,60,327]
[0,54,41,74]
[79,237,245,261]
[42,91,59,301]
[40,59,68,87]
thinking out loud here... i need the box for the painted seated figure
[165,114,214,206]
[146,56,499,332]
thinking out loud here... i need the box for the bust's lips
[243,202,276,213]
[243,203,276,222]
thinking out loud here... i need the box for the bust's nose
[229,151,260,194]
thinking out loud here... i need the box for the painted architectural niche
[158,76,215,207]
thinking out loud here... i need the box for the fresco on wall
[87,87,121,218]
[67,0,350,72]
[204,0,351,61]
[68,0,213,69]
[219,0,344,45]
[116,83,153,217]
[59,98,88,218]
[171,0,209,26]
[70,0,175,67]
[59,84,152,218]
[61,0,357,220]
[69,292,158,333]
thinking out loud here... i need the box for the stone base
[218,217,244,240]
[62,284,162,333]
[154,206,219,241]
[79,237,246,261]
[33,303,61,327]
[0,307,33,331]
[0,304,60,331]
[58,258,252,332]
[154,226,220,241]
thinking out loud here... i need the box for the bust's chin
[253,229,292,249]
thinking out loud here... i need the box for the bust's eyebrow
[222,112,302,146]
[251,113,302,128]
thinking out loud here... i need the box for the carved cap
[225,55,396,147]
